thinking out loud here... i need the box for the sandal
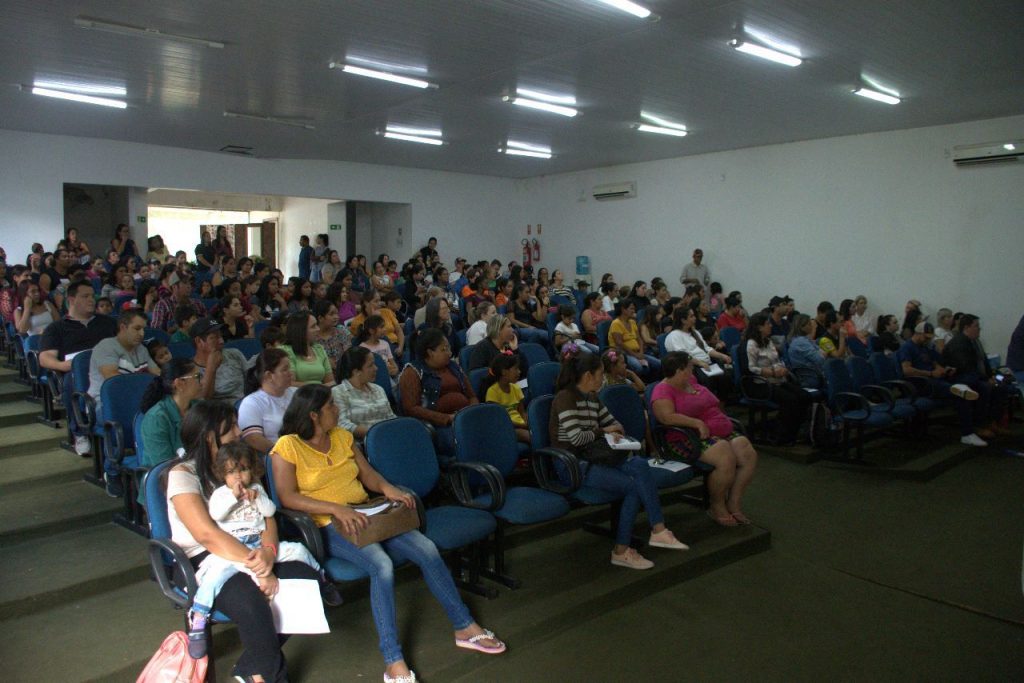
[730,511,752,525]
[707,510,738,527]
[455,628,507,655]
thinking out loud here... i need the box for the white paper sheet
[648,458,691,472]
[271,579,330,634]
[606,433,642,450]
[357,502,393,516]
[704,364,724,377]
[515,378,529,390]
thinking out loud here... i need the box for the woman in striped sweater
[549,348,689,570]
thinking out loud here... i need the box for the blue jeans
[516,327,549,345]
[321,526,473,665]
[625,354,662,379]
[582,456,664,546]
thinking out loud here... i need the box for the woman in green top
[137,358,203,501]
[282,311,335,387]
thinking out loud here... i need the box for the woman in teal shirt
[282,311,334,386]
[137,358,203,502]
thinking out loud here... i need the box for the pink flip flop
[455,629,506,655]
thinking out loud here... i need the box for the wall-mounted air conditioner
[952,140,1022,167]
[592,181,637,200]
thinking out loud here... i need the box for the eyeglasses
[182,373,202,381]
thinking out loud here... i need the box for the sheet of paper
[64,350,86,362]
[271,579,330,634]
[648,458,691,472]
[704,364,724,377]
[515,379,529,390]
[606,433,642,450]
[357,502,393,516]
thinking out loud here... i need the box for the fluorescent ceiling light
[515,88,577,105]
[503,95,578,117]
[592,0,652,19]
[636,124,687,137]
[329,62,437,89]
[74,17,225,48]
[385,125,442,138]
[26,85,126,109]
[345,55,428,75]
[224,111,315,130]
[728,39,802,67]
[381,131,444,145]
[852,86,901,105]
[640,111,686,131]
[501,140,553,158]
[33,79,126,97]
[1004,143,1016,151]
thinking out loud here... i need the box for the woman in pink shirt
[650,351,759,527]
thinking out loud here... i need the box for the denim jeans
[516,327,549,345]
[625,354,662,379]
[321,526,473,665]
[582,456,664,546]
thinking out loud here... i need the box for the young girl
[186,441,339,659]
[553,305,598,354]
[481,352,530,444]
[358,314,399,378]
[639,305,662,356]
[707,282,724,315]
[602,349,645,393]
[197,279,214,300]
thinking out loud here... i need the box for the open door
[201,222,277,268]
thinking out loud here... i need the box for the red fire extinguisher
[521,238,532,267]
[532,238,541,262]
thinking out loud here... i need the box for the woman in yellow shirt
[271,385,505,683]
[608,299,662,379]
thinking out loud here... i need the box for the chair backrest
[144,327,171,345]
[730,344,745,388]
[225,338,260,360]
[847,336,868,358]
[143,459,177,540]
[100,373,156,451]
[167,342,196,360]
[657,332,669,358]
[455,328,467,349]
[459,344,475,370]
[868,352,897,383]
[253,320,271,339]
[644,382,660,431]
[846,356,875,390]
[365,418,439,498]
[824,358,854,400]
[453,403,520,476]
[133,412,146,465]
[599,384,647,441]
[549,294,572,309]
[517,342,549,368]
[545,311,559,339]
[719,326,741,351]
[527,361,561,399]
[596,320,612,353]
[371,353,396,405]
[573,290,586,313]
[71,350,93,398]
[527,393,555,451]
[469,367,489,400]
[201,298,219,312]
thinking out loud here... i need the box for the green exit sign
[329,224,343,230]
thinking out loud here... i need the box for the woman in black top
[194,232,215,273]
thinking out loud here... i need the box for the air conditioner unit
[592,181,637,201]
[952,140,1022,167]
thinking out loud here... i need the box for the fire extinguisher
[521,238,532,267]
[532,238,541,262]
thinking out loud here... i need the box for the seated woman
[609,299,662,380]
[415,297,460,357]
[347,290,379,338]
[665,307,732,397]
[239,348,297,453]
[169,401,320,682]
[509,284,549,346]
[332,346,396,440]
[282,311,334,387]
[875,314,901,354]
[638,305,662,356]
[466,301,496,347]
[468,314,523,373]
[650,351,759,527]
[217,294,252,341]
[786,314,826,389]
[399,328,478,457]
[745,313,813,446]
[312,299,352,365]
[286,278,314,314]
[580,292,611,344]
[13,280,59,335]
[139,359,205,503]
[271,385,504,682]
[549,269,574,300]
[551,349,689,569]
[254,274,286,320]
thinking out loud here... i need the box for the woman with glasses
[138,358,205,472]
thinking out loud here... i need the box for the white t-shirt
[167,461,207,558]
[665,329,712,365]
[467,320,488,347]
[238,387,297,443]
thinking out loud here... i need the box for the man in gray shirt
[88,309,159,494]
[190,317,247,403]
[679,248,710,298]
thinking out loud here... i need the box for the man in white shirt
[679,249,710,298]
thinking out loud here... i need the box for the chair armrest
[72,391,97,431]
[833,391,870,415]
[881,379,917,400]
[740,375,772,401]
[728,418,746,436]
[447,461,506,511]
[859,384,895,410]
[395,485,428,535]
[531,446,581,495]
[48,371,64,402]
[147,537,197,610]
[275,508,326,563]
[25,349,41,382]
[103,420,125,464]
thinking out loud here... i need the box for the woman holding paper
[167,400,321,683]
[271,384,505,683]
[650,352,758,528]
[550,348,689,571]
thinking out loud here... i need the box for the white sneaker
[74,435,92,456]
[611,547,654,570]
[648,529,690,551]
[950,384,979,401]
[960,433,988,447]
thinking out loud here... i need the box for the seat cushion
[323,557,369,582]
[573,485,623,506]
[423,506,496,550]
[474,486,570,525]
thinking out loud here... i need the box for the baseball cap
[189,317,223,339]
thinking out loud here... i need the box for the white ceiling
[2,0,1022,178]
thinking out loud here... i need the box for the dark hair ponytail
[555,347,602,392]
[245,347,289,395]
[336,346,372,384]
[140,357,196,414]
[480,352,519,398]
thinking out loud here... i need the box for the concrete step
[0,398,48,428]
[0,478,121,547]
[0,445,93,494]
[0,380,31,403]
[1,581,183,682]
[0,524,150,621]
[0,422,66,459]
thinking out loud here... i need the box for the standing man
[39,281,119,456]
[88,309,160,495]
[298,235,313,280]
[679,248,710,298]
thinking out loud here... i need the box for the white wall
[513,115,1024,353]
[278,197,333,278]
[370,203,412,264]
